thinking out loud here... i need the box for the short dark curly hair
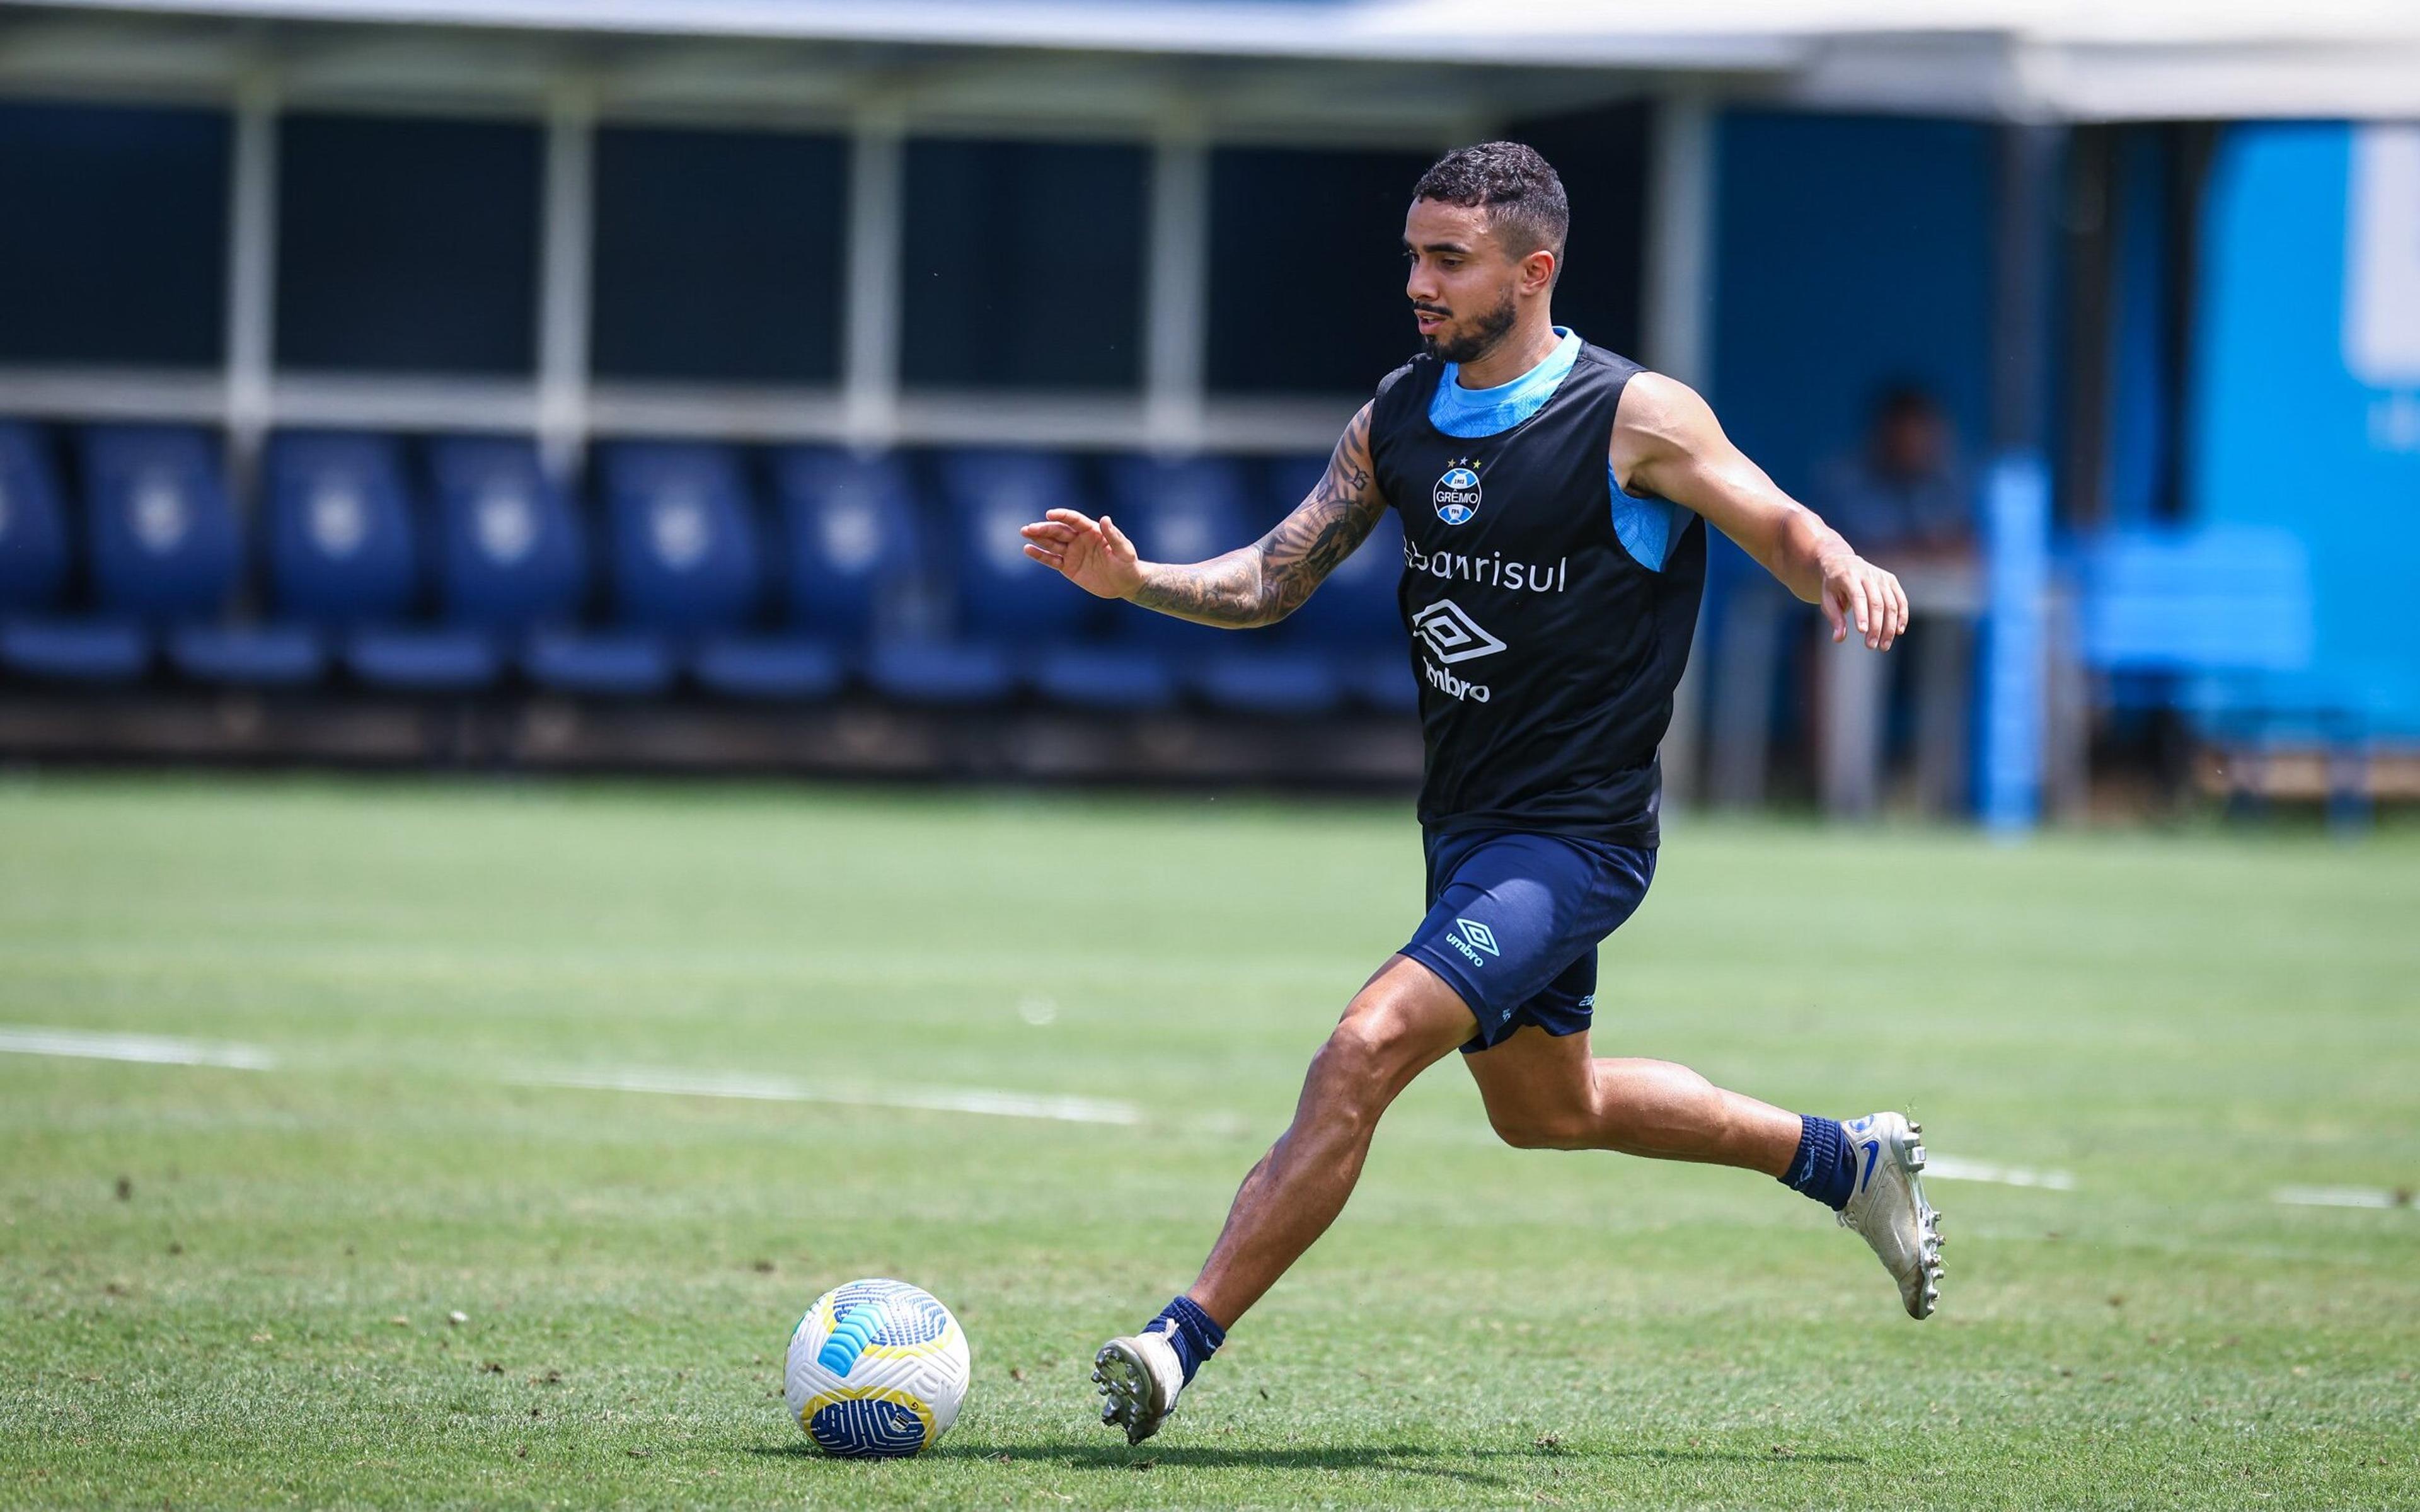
[1410,141,1569,267]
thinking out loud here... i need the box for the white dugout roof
[0,0,2391,467]
[14,0,2420,121]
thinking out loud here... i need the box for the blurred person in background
[1708,382,1977,813]
[1814,384,1974,561]
[1811,384,1979,815]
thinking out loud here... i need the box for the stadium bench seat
[688,446,918,702]
[2078,524,2315,725]
[347,436,588,692]
[0,423,139,681]
[2,617,151,680]
[1092,455,1251,713]
[10,425,248,684]
[1256,455,1412,715]
[863,638,1016,706]
[2077,524,2370,812]
[524,628,672,696]
[0,423,69,616]
[867,449,1081,706]
[170,430,418,689]
[527,441,759,697]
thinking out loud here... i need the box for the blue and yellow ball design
[783,1279,971,1458]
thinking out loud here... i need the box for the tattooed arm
[1018,405,1389,629]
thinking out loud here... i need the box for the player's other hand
[1820,553,1910,651]
[1021,508,1144,600]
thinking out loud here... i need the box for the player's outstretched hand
[1821,553,1910,651]
[1021,508,1145,600]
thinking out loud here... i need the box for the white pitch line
[509,1065,1143,1126]
[1922,1154,2077,1191]
[2274,1184,2415,1210]
[0,1025,277,1072]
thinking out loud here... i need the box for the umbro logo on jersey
[1411,600,1506,665]
[1414,600,1504,704]
[1432,461,1482,524]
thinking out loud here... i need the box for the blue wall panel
[2191,123,2420,735]
[1708,112,1995,510]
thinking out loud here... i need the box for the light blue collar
[1430,327,1581,438]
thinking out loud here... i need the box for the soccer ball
[783,1278,971,1458]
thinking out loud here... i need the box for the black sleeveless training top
[1366,341,1707,847]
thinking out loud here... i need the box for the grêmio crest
[1432,459,1483,525]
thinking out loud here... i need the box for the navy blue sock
[1145,1295,1225,1387]
[1780,1114,1858,1211]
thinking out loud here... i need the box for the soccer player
[1019,142,1943,1445]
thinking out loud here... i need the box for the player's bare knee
[1306,1026,1384,1132]
[1311,1018,1395,1094]
[1306,1007,1417,1123]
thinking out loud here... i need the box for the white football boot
[1836,1111,1945,1319]
[1092,1321,1188,1444]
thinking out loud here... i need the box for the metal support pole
[1646,91,1715,810]
[1143,120,1209,456]
[1644,91,1713,391]
[1982,122,2066,832]
[536,81,596,483]
[1992,125,2063,455]
[843,107,905,453]
[223,71,279,494]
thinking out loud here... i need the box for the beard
[1419,288,1519,364]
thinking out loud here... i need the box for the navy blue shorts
[1400,828,1657,1054]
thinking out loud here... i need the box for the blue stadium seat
[688,446,915,702]
[1093,454,1248,711]
[2077,524,2333,738]
[862,639,1015,706]
[864,449,1075,706]
[691,636,844,701]
[1,617,149,681]
[0,423,68,616]
[0,424,127,680]
[2078,526,2313,680]
[1190,450,1403,716]
[83,427,240,622]
[524,627,672,696]
[1262,455,1413,713]
[601,442,761,633]
[2077,524,2378,815]
[170,622,323,685]
[11,425,244,683]
[940,449,1092,645]
[347,436,587,692]
[771,447,920,644]
[265,432,418,624]
[171,430,415,688]
[525,441,761,697]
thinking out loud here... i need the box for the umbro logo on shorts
[1443,918,1502,971]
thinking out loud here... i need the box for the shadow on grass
[750,1439,1512,1486]
[1602,1447,1865,1467]
[750,1438,1864,1481]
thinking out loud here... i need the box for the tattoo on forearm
[1129,406,1388,629]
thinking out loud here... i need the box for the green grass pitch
[3,774,2417,1509]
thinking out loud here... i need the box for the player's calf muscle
[1486,1104,1598,1150]
[1482,1057,1799,1170]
